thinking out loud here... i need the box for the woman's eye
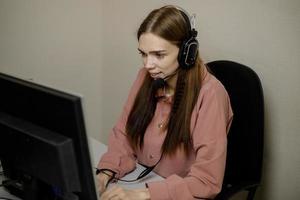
[139,52,147,57]
[155,53,165,59]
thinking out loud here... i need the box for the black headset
[177,9,199,69]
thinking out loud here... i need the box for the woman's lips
[150,72,162,79]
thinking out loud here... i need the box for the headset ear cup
[178,37,199,69]
[177,9,199,69]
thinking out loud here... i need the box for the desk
[0,137,163,199]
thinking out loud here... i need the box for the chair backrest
[206,60,264,193]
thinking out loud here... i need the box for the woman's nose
[144,57,155,69]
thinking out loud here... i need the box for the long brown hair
[126,5,204,156]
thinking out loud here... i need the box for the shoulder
[195,67,231,111]
[135,67,147,83]
[125,67,148,100]
[137,67,147,76]
[129,67,147,88]
[201,66,229,98]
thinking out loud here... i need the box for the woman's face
[138,33,179,80]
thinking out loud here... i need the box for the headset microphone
[152,68,179,91]
[153,78,166,91]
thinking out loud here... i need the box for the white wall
[0,0,299,199]
[0,0,104,141]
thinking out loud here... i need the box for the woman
[97,5,233,200]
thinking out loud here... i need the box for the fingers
[101,186,128,200]
[96,173,110,194]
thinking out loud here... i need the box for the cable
[96,155,163,184]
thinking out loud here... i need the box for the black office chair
[206,60,264,200]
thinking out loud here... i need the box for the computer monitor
[0,72,98,200]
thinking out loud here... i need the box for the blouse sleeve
[97,68,146,178]
[146,80,233,200]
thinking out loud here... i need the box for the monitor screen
[0,72,98,200]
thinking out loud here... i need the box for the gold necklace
[157,86,168,129]
[158,122,164,129]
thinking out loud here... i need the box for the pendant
[158,123,163,128]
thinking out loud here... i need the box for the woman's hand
[100,185,150,200]
[96,171,114,194]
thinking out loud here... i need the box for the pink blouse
[98,66,233,200]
